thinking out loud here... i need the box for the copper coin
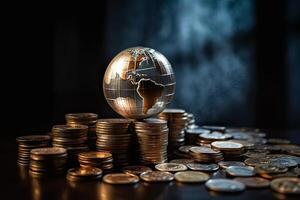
[270,178,300,194]
[103,173,139,184]
[234,177,270,188]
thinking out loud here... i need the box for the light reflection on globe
[103,47,176,119]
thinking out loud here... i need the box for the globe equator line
[105,93,175,101]
[103,83,176,91]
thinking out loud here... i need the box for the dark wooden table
[2,130,300,200]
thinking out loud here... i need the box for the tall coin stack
[78,151,114,173]
[158,109,188,156]
[51,125,89,166]
[16,135,51,166]
[65,113,98,150]
[96,119,133,168]
[29,147,67,178]
[134,118,168,165]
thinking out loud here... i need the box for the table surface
[2,130,300,200]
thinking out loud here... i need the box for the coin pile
[66,167,102,182]
[134,118,168,165]
[16,135,51,166]
[211,141,244,160]
[29,147,67,178]
[189,146,223,163]
[96,119,133,168]
[78,151,113,173]
[65,113,98,150]
[52,125,89,166]
[186,113,196,128]
[197,131,232,146]
[158,109,188,154]
[185,128,210,145]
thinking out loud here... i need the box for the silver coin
[205,179,245,192]
[187,163,219,172]
[226,166,256,177]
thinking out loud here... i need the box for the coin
[211,141,243,150]
[205,179,245,192]
[255,164,288,174]
[78,151,114,172]
[31,147,67,156]
[233,177,270,188]
[218,161,245,169]
[67,167,102,182]
[226,166,255,177]
[169,159,195,165]
[244,157,270,166]
[155,163,187,172]
[270,178,300,194]
[270,157,298,168]
[122,165,152,175]
[174,171,209,183]
[178,145,197,154]
[140,171,174,182]
[103,173,139,184]
[187,163,219,172]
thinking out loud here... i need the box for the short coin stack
[186,113,196,128]
[78,151,113,173]
[158,109,188,154]
[65,113,98,150]
[189,146,223,163]
[29,147,67,178]
[211,141,244,160]
[16,135,51,166]
[96,119,133,168]
[185,128,210,145]
[134,118,168,165]
[52,125,89,166]
[197,131,232,146]
[66,167,102,182]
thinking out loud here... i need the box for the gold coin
[31,147,67,156]
[155,163,187,172]
[140,171,174,182]
[270,177,300,194]
[174,171,209,183]
[103,173,139,184]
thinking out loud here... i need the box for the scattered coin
[269,157,298,168]
[187,163,219,172]
[218,161,245,169]
[226,166,255,177]
[66,167,102,182]
[175,171,209,183]
[178,145,197,154]
[103,173,139,184]
[155,163,187,172]
[234,177,270,188]
[244,157,270,166]
[205,179,245,192]
[270,178,300,194]
[122,165,152,175]
[170,159,195,165]
[140,171,174,182]
[255,164,288,177]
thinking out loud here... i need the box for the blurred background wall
[5,0,300,137]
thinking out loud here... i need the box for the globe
[103,47,176,119]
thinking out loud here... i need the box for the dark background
[4,0,300,138]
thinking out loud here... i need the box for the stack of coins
[189,146,223,163]
[66,167,102,182]
[134,118,168,165]
[158,109,188,154]
[186,113,196,128]
[185,128,210,145]
[78,151,113,173]
[52,125,89,166]
[197,131,232,146]
[29,147,67,178]
[65,113,98,150]
[211,141,244,160]
[16,135,51,166]
[96,119,133,168]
